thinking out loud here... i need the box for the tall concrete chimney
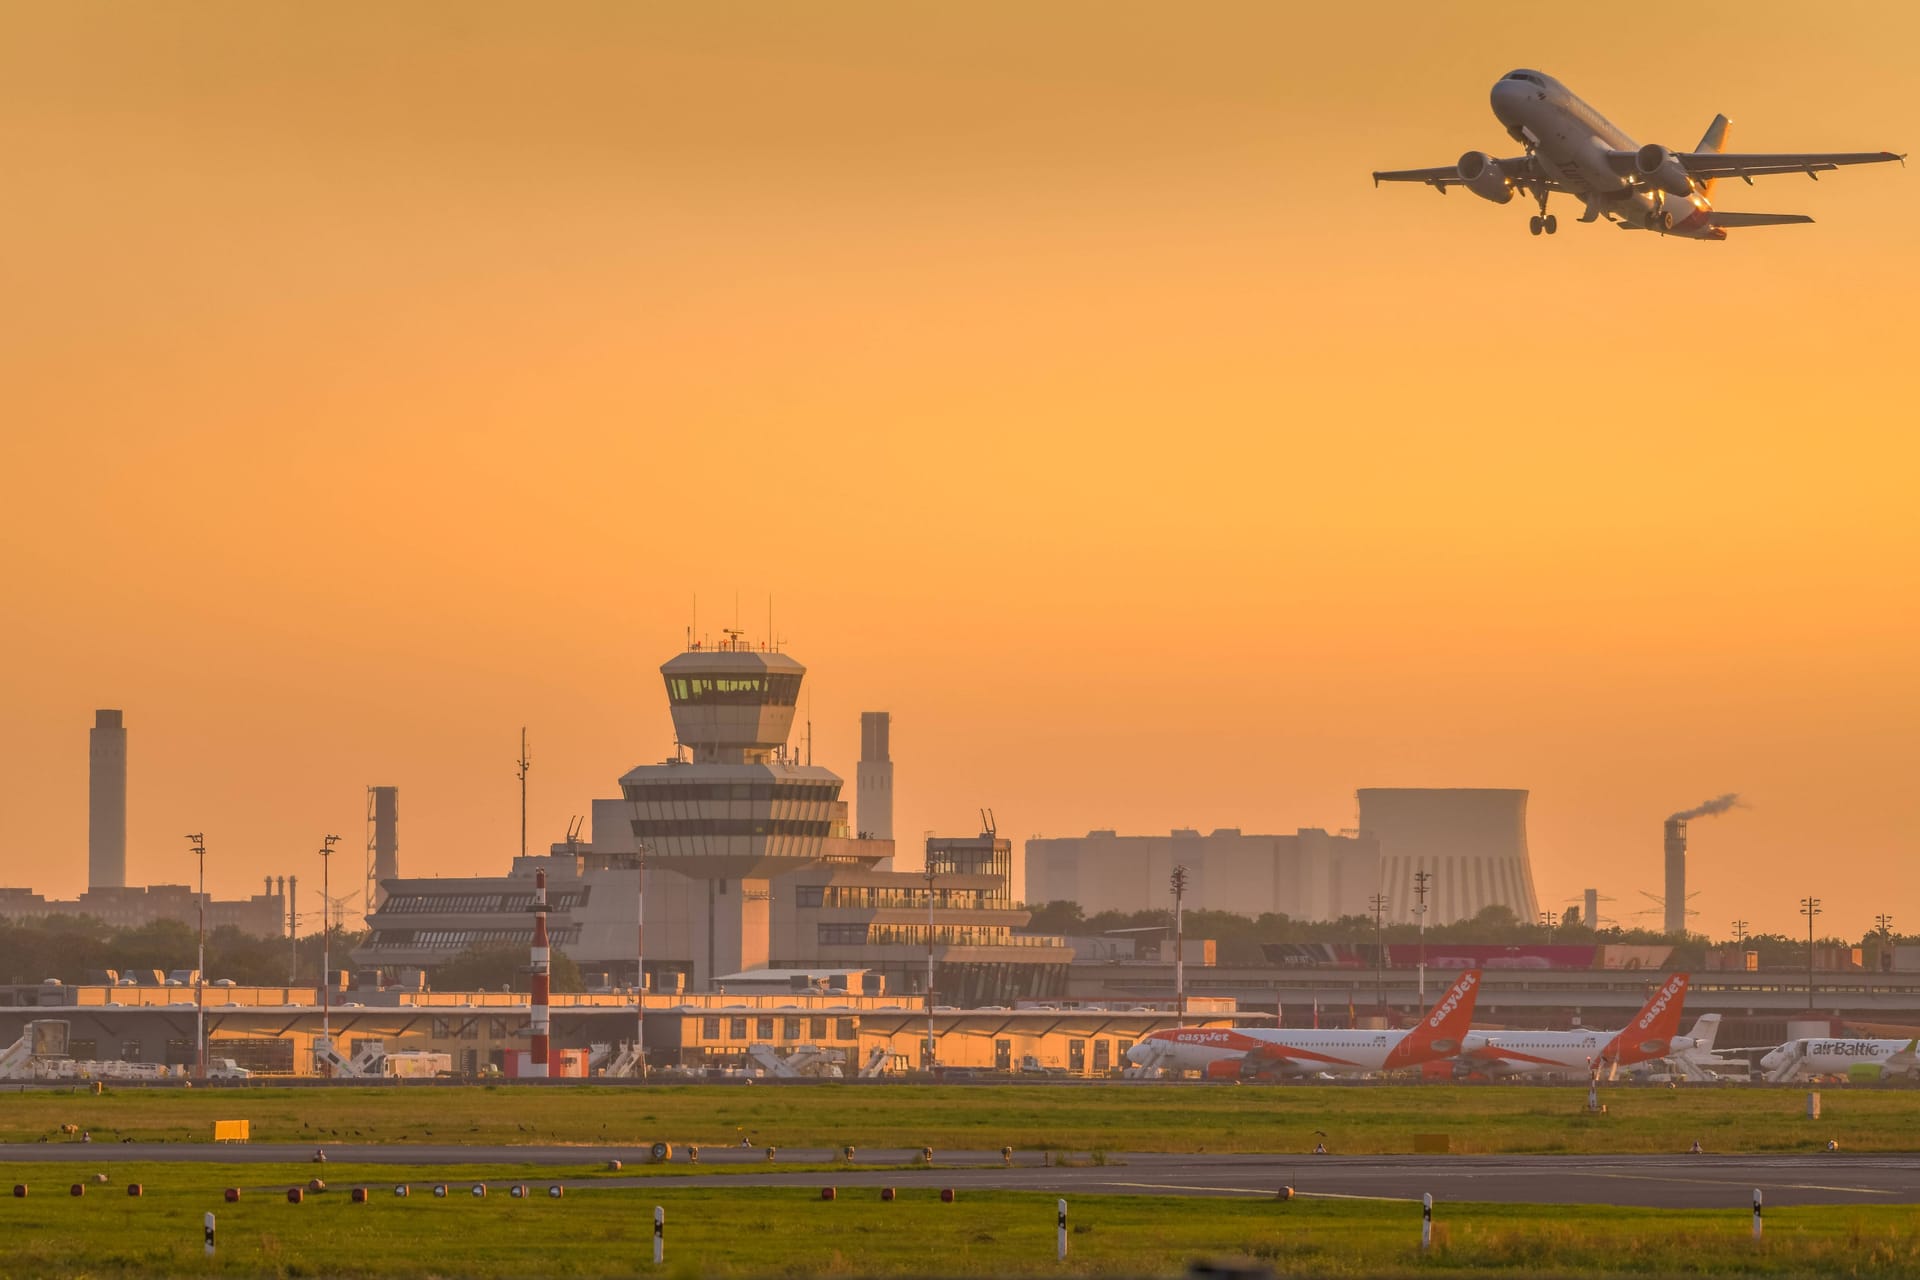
[369,785,400,908]
[1663,819,1687,936]
[88,710,127,889]
[857,712,893,841]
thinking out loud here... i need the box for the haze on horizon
[1,2,1914,941]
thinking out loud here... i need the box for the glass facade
[622,780,839,804]
[662,673,803,706]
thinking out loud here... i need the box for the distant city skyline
[0,4,1914,938]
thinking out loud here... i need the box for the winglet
[1383,969,1480,1069]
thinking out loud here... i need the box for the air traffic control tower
[619,639,843,989]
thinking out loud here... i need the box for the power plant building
[1024,827,1380,920]
[1358,787,1540,927]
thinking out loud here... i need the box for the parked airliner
[1760,1035,1920,1083]
[1453,974,1697,1078]
[1373,70,1903,238]
[1125,969,1481,1080]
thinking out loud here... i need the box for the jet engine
[1635,144,1693,197]
[1456,151,1514,204]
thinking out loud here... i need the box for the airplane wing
[1605,150,1905,184]
[1708,211,1815,228]
[1883,1038,1920,1070]
[1371,156,1537,191]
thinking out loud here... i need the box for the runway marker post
[204,1211,215,1258]
[1057,1199,1068,1260]
[653,1205,664,1265]
[1421,1193,1433,1251]
[1752,1188,1762,1241]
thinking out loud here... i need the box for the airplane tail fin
[1695,114,1731,195]
[1605,974,1690,1065]
[1684,1013,1722,1054]
[1383,969,1481,1068]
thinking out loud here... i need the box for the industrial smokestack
[1661,794,1741,935]
[88,710,127,889]
[528,869,551,1079]
[1663,820,1688,936]
[370,786,400,908]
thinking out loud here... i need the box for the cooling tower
[1357,788,1539,927]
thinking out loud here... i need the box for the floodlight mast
[187,833,207,1080]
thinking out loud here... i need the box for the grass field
[5,1161,1920,1279]
[0,1082,1909,1155]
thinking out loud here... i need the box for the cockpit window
[1504,72,1543,86]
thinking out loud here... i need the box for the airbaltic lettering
[1810,1041,1883,1057]
[1427,974,1478,1029]
[1635,977,1686,1031]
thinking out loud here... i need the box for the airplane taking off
[1373,70,1903,239]
[1453,973,1696,1078]
[1125,969,1481,1080]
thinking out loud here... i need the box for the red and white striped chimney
[528,869,550,1078]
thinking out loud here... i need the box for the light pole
[1368,893,1388,1015]
[1800,896,1821,1010]
[636,843,648,1079]
[1170,865,1189,1022]
[1413,870,1432,1012]
[923,857,940,1070]
[1539,910,1555,944]
[1875,913,1894,995]
[187,833,207,1081]
[320,835,341,1060]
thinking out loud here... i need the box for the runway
[2,1144,1916,1208]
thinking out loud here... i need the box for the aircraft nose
[1125,1042,1151,1065]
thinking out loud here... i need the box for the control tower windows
[663,673,802,706]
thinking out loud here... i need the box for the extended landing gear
[1528,214,1558,236]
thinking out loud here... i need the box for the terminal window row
[623,780,840,804]
[377,891,586,915]
[630,818,833,840]
[367,926,583,949]
[699,1015,855,1042]
[795,885,987,910]
[662,673,803,706]
[817,923,1019,947]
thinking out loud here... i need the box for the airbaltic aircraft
[1373,70,1903,239]
[1125,969,1481,1080]
[1760,1035,1920,1083]
[1453,973,1698,1078]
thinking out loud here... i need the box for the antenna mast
[517,728,532,859]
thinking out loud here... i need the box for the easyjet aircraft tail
[1382,969,1481,1069]
[1604,974,1691,1066]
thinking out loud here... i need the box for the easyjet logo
[1171,1031,1235,1045]
[1427,973,1478,1029]
[1635,976,1686,1031]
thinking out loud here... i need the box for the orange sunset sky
[1,3,1914,940]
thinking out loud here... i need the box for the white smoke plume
[1669,793,1742,822]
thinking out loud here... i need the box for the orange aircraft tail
[1383,969,1481,1069]
[1603,973,1691,1066]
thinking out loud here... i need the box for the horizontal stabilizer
[1710,211,1815,228]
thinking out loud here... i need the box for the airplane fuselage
[1130,1027,1417,1078]
[1491,71,1722,238]
[1761,1038,1920,1082]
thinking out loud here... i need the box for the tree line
[1017,900,1906,969]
